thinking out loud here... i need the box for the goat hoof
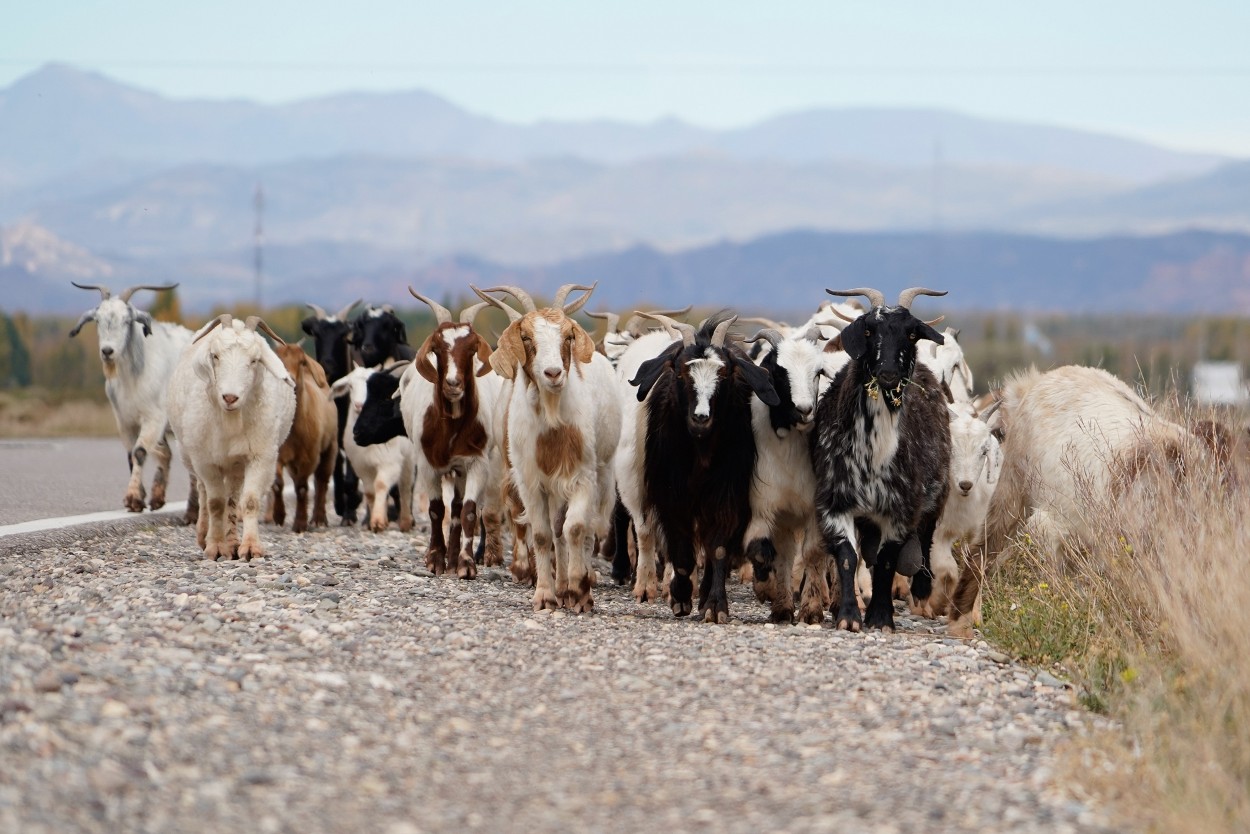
[399,517,414,533]
[633,582,658,604]
[834,602,862,632]
[769,608,795,625]
[797,605,825,626]
[753,580,772,604]
[670,599,693,618]
[123,493,146,513]
[532,590,559,611]
[863,603,896,632]
[457,558,477,580]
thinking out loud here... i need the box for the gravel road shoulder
[0,521,1122,833]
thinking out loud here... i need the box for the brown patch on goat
[420,407,488,470]
[535,424,584,478]
[490,310,595,383]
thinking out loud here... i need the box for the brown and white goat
[474,283,621,612]
[400,289,506,579]
[266,343,338,533]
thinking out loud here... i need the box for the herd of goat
[67,280,1236,637]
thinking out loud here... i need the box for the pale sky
[3,0,1249,155]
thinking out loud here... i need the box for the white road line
[0,502,190,539]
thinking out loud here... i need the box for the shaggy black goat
[806,287,952,632]
[352,305,416,369]
[302,300,363,524]
[630,311,779,622]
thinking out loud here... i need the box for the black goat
[352,363,408,449]
[352,305,416,369]
[302,300,363,525]
[630,311,778,622]
[807,287,952,632]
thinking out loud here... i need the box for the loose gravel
[0,519,1122,834]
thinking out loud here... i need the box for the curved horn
[827,287,886,309]
[555,282,597,314]
[480,285,537,313]
[193,314,233,343]
[978,398,1003,423]
[458,300,491,327]
[118,283,179,303]
[739,316,787,331]
[830,306,860,324]
[711,315,738,348]
[244,316,288,347]
[305,302,328,319]
[586,310,621,332]
[68,310,96,337]
[71,281,112,300]
[335,299,362,320]
[471,285,523,323]
[923,315,946,327]
[747,328,785,350]
[897,287,948,308]
[803,325,830,343]
[408,286,453,324]
[638,312,696,346]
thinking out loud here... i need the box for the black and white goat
[302,299,363,524]
[806,287,952,632]
[630,311,778,622]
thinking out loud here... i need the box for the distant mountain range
[3,64,1247,318]
[9,222,1249,317]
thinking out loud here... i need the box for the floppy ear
[414,332,440,384]
[839,319,867,360]
[473,334,493,377]
[571,323,595,364]
[489,323,526,380]
[329,377,353,400]
[732,353,780,407]
[912,321,945,345]
[134,310,154,337]
[261,347,296,388]
[303,354,329,389]
[69,309,96,338]
[193,347,213,383]
[630,342,682,402]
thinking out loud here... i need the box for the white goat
[68,282,195,518]
[474,283,621,613]
[166,315,296,561]
[330,365,416,533]
[918,326,975,407]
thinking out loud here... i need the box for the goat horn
[803,325,830,342]
[459,300,491,327]
[830,306,859,324]
[480,285,537,313]
[747,328,785,350]
[336,299,362,320]
[638,312,696,346]
[471,285,523,323]
[711,315,738,348]
[978,398,1003,422]
[71,281,112,300]
[739,316,787,331]
[827,287,886,309]
[897,287,948,308]
[408,286,453,324]
[555,282,597,313]
[586,310,621,334]
[305,302,328,319]
[193,314,232,343]
[923,315,946,327]
[245,316,288,347]
[118,283,179,303]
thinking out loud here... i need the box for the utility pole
[253,183,265,310]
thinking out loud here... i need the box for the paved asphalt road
[0,438,193,526]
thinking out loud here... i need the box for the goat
[352,305,415,369]
[947,365,1191,637]
[918,326,975,407]
[474,283,620,613]
[630,311,779,623]
[741,326,836,623]
[266,343,338,533]
[330,365,416,533]
[400,288,505,579]
[907,402,1003,618]
[68,281,199,522]
[166,315,295,561]
[302,299,363,524]
[805,287,952,632]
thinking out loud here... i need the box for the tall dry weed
[987,403,1250,832]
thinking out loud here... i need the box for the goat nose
[544,367,563,381]
[101,346,114,357]
[878,370,901,386]
[958,480,973,493]
[692,413,710,424]
[797,404,813,417]
[222,394,239,406]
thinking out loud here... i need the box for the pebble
[0,520,1119,834]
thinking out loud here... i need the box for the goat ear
[630,342,681,402]
[474,334,493,377]
[303,354,329,389]
[261,347,296,388]
[913,321,945,345]
[395,320,408,344]
[134,310,154,337]
[193,348,213,383]
[489,323,525,380]
[732,353,780,407]
[300,317,317,337]
[572,323,595,364]
[329,377,352,400]
[839,319,867,360]
[414,332,440,384]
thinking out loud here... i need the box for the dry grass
[981,403,1250,833]
[0,390,117,438]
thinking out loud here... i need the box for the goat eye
[909,333,917,341]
